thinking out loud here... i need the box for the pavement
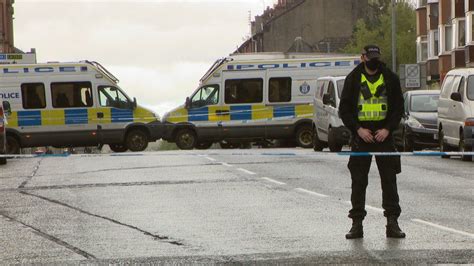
[0,149,472,264]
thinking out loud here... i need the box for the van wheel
[196,142,212,150]
[126,129,149,152]
[313,129,325,152]
[295,125,313,148]
[6,136,20,155]
[439,129,450,159]
[328,128,343,152]
[175,129,196,150]
[109,144,128,153]
[459,134,472,162]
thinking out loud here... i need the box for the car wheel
[6,136,20,155]
[109,144,128,153]
[402,129,413,152]
[439,129,450,159]
[126,129,149,152]
[328,128,343,152]
[175,129,196,150]
[195,142,213,150]
[295,125,313,148]
[459,134,472,162]
[313,128,325,152]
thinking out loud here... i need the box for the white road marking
[412,219,474,238]
[204,156,216,162]
[221,162,233,167]
[295,188,329,198]
[237,168,256,175]
[261,177,286,185]
[344,201,384,213]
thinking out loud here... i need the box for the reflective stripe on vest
[358,73,388,121]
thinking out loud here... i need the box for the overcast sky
[13,0,278,116]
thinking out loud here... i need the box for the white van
[162,53,359,149]
[312,76,351,152]
[438,68,474,161]
[0,61,162,153]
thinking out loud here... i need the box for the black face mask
[365,59,381,71]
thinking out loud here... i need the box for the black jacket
[339,63,404,134]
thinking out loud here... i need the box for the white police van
[0,61,162,153]
[162,53,359,149]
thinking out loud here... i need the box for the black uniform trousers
[348,136,402,219]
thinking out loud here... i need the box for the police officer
[339,45,406,239]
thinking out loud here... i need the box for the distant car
[0,101,11,165]
[312,76,351,152]
[438,69,474,161]
[393,90,440,152]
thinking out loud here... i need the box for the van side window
[269,77,291,103]
[458,77,465,100]
[467,75,474,100]
[98,86,131,109]
[225,78,263,104]
[440,75,454,98]
[21,83,46,109]
[190,85,219,108]
[51,82,93,108]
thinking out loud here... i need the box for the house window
[417,36,428,62]
[467,12,474,44]
[453,18,466,47]
[441,24,454,52]
[428,29,439,58]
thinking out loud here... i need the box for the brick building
[0,0,14,53]
[237,0,369,53]
[416,0,474,85]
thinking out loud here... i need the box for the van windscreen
[468,75,474,100]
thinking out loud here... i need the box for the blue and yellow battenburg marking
[7,107,156,127]
[167,104,313,123]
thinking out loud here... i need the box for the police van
[162,53,359,149]
[0,61,162,153]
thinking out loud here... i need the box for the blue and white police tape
[337,151,474,157]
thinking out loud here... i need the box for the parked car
[312,76,351,152]
[438,69,474,161]
[393,90,440,152]
[0,101,11,165]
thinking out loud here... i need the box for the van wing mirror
[2,101,11,115]
[185,97,191,109]
[132,97,137,109]
[450,92,462,102]
[322,93,334,106]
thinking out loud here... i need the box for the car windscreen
[410,94,439,112]
[468,75,474,100]
[337,79,345,98]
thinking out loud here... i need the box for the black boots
[386,216,406,238]
[345,219,364,239]
[346,217,406,239]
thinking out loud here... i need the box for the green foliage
[344,0,416,72]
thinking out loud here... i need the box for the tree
[344,0,416,72]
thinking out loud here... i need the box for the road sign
[405,64,420,88]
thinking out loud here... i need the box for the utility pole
[392,0,397,71]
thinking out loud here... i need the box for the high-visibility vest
[358,73,388,121]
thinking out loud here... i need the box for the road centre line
[237,168,257,175]
[261,177,286,185]
[221,162,233,167]
[295,188,329,198]
[412,219,474,238]
[344,201,384,213]
[204,156,216,162]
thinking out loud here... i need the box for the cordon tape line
[337,151,474,157]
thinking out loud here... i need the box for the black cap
[362,45,381,60]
